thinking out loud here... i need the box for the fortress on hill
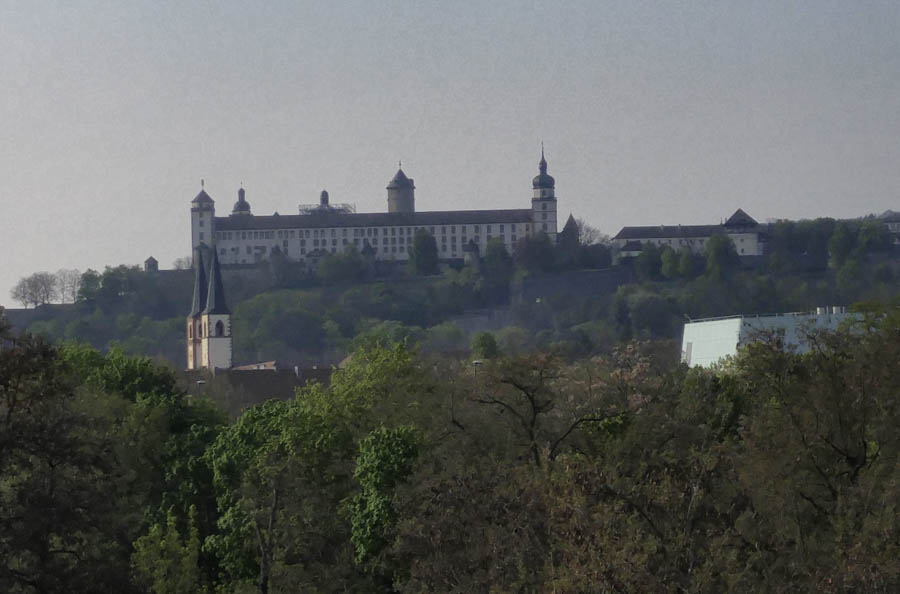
[189,151,560,269]
[185,151,561,371]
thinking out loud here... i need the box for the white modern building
[681,308,857,368]
[190,152,560,267]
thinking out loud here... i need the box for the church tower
[531,148,558,242]
[186,245,232,372]
[387,166,415,213]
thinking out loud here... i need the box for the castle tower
[387,166,415,213]
[531,148,558,242]
[186,245,232,372]
[190,181,216,260]
[232,185,252,216]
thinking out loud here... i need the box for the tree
[131,507,203,594]
[172,256,192,270]
[55,268,82,303]
[576,218,606,245]
[0,334,134,590]
[9,272,58,307]
[348,426,420,571]
[318,248,366,284]
[634,243,662,280]
[472,331,500,359]
[77,268,102,301]
[659,246,679,279]
[677,248,699,278]
[704,234,739,281]
[408,229,439,276]
[828,222,855,268]
[482,238,514,302]
[514,232,555,273]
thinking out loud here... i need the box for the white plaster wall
[682,312,859,367]
[681,318,743,367]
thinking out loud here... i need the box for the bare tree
[576,218,610,245]
[9,273,57,308]
[172,256,192,270]
[10,278,33,308]
[55,268,82,303]
[31,272,59,305]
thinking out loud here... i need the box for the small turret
[232,185,252,216]
[320,190,329,208]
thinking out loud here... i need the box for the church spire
[203,250,230,315]
[189,246,208,318]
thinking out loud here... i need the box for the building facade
[680,307,856,368]
[190,153,560,267]
[613,208,766,260]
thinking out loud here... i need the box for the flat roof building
[681,307,857,367]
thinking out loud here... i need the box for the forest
[1,302,898,593]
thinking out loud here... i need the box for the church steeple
[202,250,230,315]
[189,246,208,318]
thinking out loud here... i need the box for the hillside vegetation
[8,217,900,368]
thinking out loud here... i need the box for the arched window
[215,320,225,337]
[188,324,192,339]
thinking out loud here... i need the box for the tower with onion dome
[531,147,558,242]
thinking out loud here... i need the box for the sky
[2,1,899,307]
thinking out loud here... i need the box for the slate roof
[216,208,534,231]
[192,189,214,204]
[189,246,208,317]
[614,209,761,241]
[387,168,414,189]
[202,251,229,315]
[878,209,900,222]
[614,224,724,240]
[724,208,758,227]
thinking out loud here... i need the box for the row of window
[213,223,534,242]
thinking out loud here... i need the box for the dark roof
[232,187,251,214]
[387,168,414,189]
[189,246,208,317]
[561,214,578,235]
[615,209,762,240]
[532,154,555,189]
[144,256,158,264]
[202,250,229,315]
[192,189,214,204]
[614,224,724,240]
[879,209,900,222]
[724,208,758,227]
[216,208,533,230]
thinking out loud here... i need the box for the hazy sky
[2,1,899,307]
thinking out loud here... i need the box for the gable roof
[614,209,761,241]
[724,208,758,227]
